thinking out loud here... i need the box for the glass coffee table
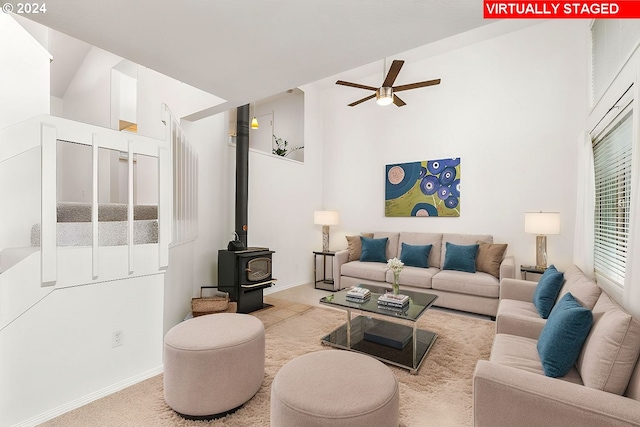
[320,284,438,374]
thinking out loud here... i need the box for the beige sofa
[333,232,515,317]
[474,265,640,426]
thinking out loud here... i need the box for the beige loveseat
[333,232,515,317]
[474,265,640,426]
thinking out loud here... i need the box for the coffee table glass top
[320,284,438,321]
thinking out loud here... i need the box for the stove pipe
[235,104,249,247]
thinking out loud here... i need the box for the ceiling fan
[336,60,441,107]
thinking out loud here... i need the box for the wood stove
[218,104,275,313]
[218,247,275,313]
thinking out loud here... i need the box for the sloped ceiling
[25,0,493,115]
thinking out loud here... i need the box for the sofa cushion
[496,299,547,340]
[345,233,374,261]
[440,234,492,269]
[373,232,400,261]
[490,334,583,384]
[360,237,388,263]
[385,266,438,289]
[557,265,601,310]
[443,242,479,273]
[398,232,442,268]
[577,292,640,395]
[432,270,499,298]
[537,293,593,378]
[399,243,432,268]
[476,241,507,279]
[532,265,564,319]
[341,261,389,282]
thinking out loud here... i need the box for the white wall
[163,242,195,334]
[58,46,221,336]
[322,20,589,273]
[181,113,230,292]
[0,14,50,129]
[62,46,122,128]
[118,73,138,124]
[245,84,325,290]
[175,88,325,298]
[57,141,92,203]
[0,265,164,427]
[162,112,231,333]
[50,96,64,117]
[257,91,305,161]
[0,147,41,250]
[134,154,159,205]
[136,66,182,139]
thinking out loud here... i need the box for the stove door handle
[241,280,276,289]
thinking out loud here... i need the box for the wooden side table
[520,265,546,281]
[314,251,336,291]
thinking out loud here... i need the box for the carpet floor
[41,299,495,426]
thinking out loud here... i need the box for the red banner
[484,1,640,18]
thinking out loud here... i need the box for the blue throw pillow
[442,242,479,273]
[533,265,565,319]
[400,243,432,268]
[537,292,593,378]
[360,237,388,263]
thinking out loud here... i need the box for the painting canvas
[385,158,460,217]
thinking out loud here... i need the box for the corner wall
[245,84,326,291]
[0,14,50,130]
[321,20,589,272]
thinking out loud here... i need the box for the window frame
[592,98,633,291]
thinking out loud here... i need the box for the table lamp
[525,212,560,268]
[314,210,339,252]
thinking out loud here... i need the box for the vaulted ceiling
[25,0,493,116]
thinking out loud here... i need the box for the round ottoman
[271,350,399,427]
[164,313,265,419]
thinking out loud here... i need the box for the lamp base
[322,225,330,252]
[535,235,548,269]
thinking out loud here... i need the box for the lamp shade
[525,212,560,235]
[314,210,339,226]
[251,116,259,129]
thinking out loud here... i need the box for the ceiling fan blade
[348,94,376,107]
[393,94,406,107]
[382,60,404,87]
[336,80,378,91]
[393,79,441,92]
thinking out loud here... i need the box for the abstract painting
[385,158,460,217]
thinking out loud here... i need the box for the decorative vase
[392,270,400,295]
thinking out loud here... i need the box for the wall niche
[228,88,304,162]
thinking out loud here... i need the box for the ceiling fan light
[376,87,393,106]
[251,116,259,129]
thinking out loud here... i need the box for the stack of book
[377,293,410,312]
[346,287,371,303]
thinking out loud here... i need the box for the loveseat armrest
[473,360,640,427]
[499,256,515,281]
[499,278,537,302]
[333,249,350,290]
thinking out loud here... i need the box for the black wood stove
[218,247,275,313]
[218,104,275,314]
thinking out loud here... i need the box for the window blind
[591,20,640,103]
[593,109,633,287]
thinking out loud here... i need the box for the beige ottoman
[271,350,399,426]
[164,313,265,419]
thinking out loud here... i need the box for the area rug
[42,305,494,427]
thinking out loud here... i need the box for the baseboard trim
[264,280,308,295]
[13,365,164,427]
